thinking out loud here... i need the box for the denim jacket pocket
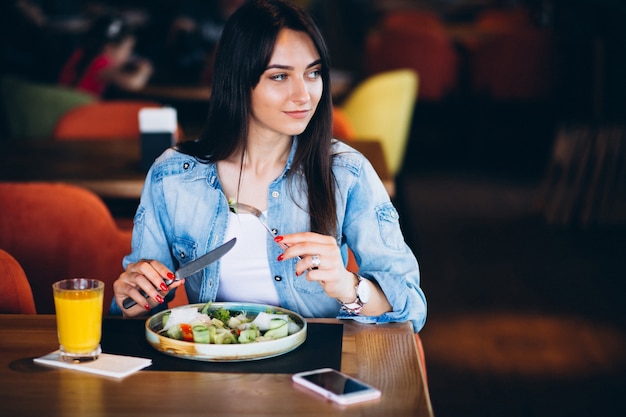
[376,202,405,251]
[171,237,198,268]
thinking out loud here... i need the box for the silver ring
[311,254,321,269]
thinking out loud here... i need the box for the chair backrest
[0,182,132,314]
[0,75,97,139]
[339,69,419,177]
[52,100,178,140]
[469,28,555,100]
[0,249,37,314]
[364,12,458,101]
[332,107,356,140]
[475,7,533,32]
[382,9,446,31]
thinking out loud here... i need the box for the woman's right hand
[113,259,185,318]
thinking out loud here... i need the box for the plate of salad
[145,302,307,362]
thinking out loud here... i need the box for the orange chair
[0,182,132,314]
[52,100,184,141]
[0,249,37,314]
[332,107,356,140]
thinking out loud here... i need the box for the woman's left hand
[275,232,357,302]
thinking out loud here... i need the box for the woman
[58,13,153,97]
[111,0,426,332]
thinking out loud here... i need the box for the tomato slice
[180,323,194,342]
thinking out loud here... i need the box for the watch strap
[338,273,365,315]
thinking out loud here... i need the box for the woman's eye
[307,69,321,79]
[270,73,287,81]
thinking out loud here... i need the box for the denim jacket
[110,137,426,332]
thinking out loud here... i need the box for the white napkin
[34,351,152,379]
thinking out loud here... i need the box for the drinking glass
[52,278,104,362]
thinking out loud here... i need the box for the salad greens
[159,302,302,345]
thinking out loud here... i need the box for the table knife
[121,237,236,309]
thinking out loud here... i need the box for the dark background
[2,1,625,416]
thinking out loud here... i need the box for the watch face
[357,279,371,304]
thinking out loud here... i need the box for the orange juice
[53,279,104,359]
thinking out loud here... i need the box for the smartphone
[292,368,382,405]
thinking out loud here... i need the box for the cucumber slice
[238,328,259,344]
[166,324,183,340]
[192,325,211,344]
[264,320,288,339]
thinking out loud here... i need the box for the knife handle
[121,289,149,309]
[121,275,179,309]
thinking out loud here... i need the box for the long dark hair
[178,0,336,236]
[70,14,132,86]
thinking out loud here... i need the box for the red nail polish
[167,272,175,279]
[144,304,151,311]
[274,236,284,242]
[156,295,164,304]
[160,283,169,291]
[277,254,284,261]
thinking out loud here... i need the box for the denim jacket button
[274,276,282,282]
[271,191,280,198]
[183,162,190,170]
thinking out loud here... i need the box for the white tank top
[216,211,280,305]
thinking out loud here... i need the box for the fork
[229,201,301,260]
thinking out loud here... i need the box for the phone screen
[293,369,382,405]
[299,370,372,395]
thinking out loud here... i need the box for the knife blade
[122,237,237,309]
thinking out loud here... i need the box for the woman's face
[249,29,323,140]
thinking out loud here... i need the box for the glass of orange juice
[52,278,104,362]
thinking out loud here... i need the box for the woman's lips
[284,110,310,119]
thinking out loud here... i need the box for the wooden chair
[338,69,418,178]
[0,249,37,314]
[0,182,132,314]
[52,100,184,140]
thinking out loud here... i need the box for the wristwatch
[338,273,371,315]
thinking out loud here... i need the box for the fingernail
[144,304,151,311]
[156,295,164,304]
[295,270,300,277]
[274,236,284,242]
[167,272,175,279]
[160,283,169,291]
[277,254,284,261]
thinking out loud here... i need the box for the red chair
[365,13,458,101]
[475,7,533,32]
[52,100,184,141]
[469,28,555,100]
[0,249,37,314]
[0,182,132,314]
[382,9,445,31]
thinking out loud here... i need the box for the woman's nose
[290,77,310,103]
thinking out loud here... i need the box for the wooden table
[0,315,432,417]
[0,139,394,199]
